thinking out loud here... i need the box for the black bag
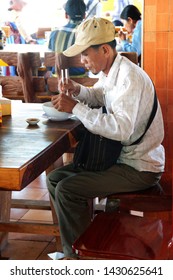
[73,126,123,171]
[73,92,158,171]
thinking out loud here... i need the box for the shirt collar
[102,53,123,90]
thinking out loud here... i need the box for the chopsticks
[61,69,69,95]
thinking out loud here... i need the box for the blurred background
[0,0,143,31]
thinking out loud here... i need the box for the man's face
[81,46,108,75]
[8,0,25,11]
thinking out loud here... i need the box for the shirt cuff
[72,102,88,120]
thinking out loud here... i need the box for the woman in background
[118,4,141,64]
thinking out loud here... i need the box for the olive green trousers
[46,163,162,257]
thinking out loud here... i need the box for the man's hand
[51,93,78,114]
[58,78,81,97]
[118,30,127,41]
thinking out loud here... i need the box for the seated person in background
[118,4,141,64]
[3,21,25,76]
[48,0,86,76]
[46,17,165,259]
[5,21,25,44]
[8,0,37,44]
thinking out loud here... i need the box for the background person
[46,18,165,259]
[8,0,38,44]
[48,0,86,76]
[5,21,25,44]
[2,0,37,76]
[2,21,25,75]
[117,4,142,64]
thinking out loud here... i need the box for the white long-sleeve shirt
[72,54,165,173]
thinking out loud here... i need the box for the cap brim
[63,44,90,57]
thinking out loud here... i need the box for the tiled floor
[1,172,62,260]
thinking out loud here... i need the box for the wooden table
[0,101,81,251]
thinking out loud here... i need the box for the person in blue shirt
[118,5,141,65]
[48,0,86,76]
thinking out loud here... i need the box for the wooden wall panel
[144,0,173,205]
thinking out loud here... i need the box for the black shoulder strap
[131,88,158,145]
[102,86,158,146]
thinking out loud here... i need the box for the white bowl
[42,102,71,121]
[26,118,40,125]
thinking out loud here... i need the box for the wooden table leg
[0,191,11,251]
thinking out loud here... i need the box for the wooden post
[17,53,41,103]
[17,53,35,102]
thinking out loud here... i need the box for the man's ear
[102,44,110,56]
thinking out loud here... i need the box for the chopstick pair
[61,69,69,95]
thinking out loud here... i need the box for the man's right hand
[58,78,81,97]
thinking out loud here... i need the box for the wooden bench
[72,116,172,259]
[0,51,138,103]
[0,52,23,100]
[72,95,173,260]
[0,51,42,102]
[0,51,50,102]
[73,211,173,259]
[0,51,97,103]
[73,171,172,259]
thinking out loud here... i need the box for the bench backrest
[0,51,138,102]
